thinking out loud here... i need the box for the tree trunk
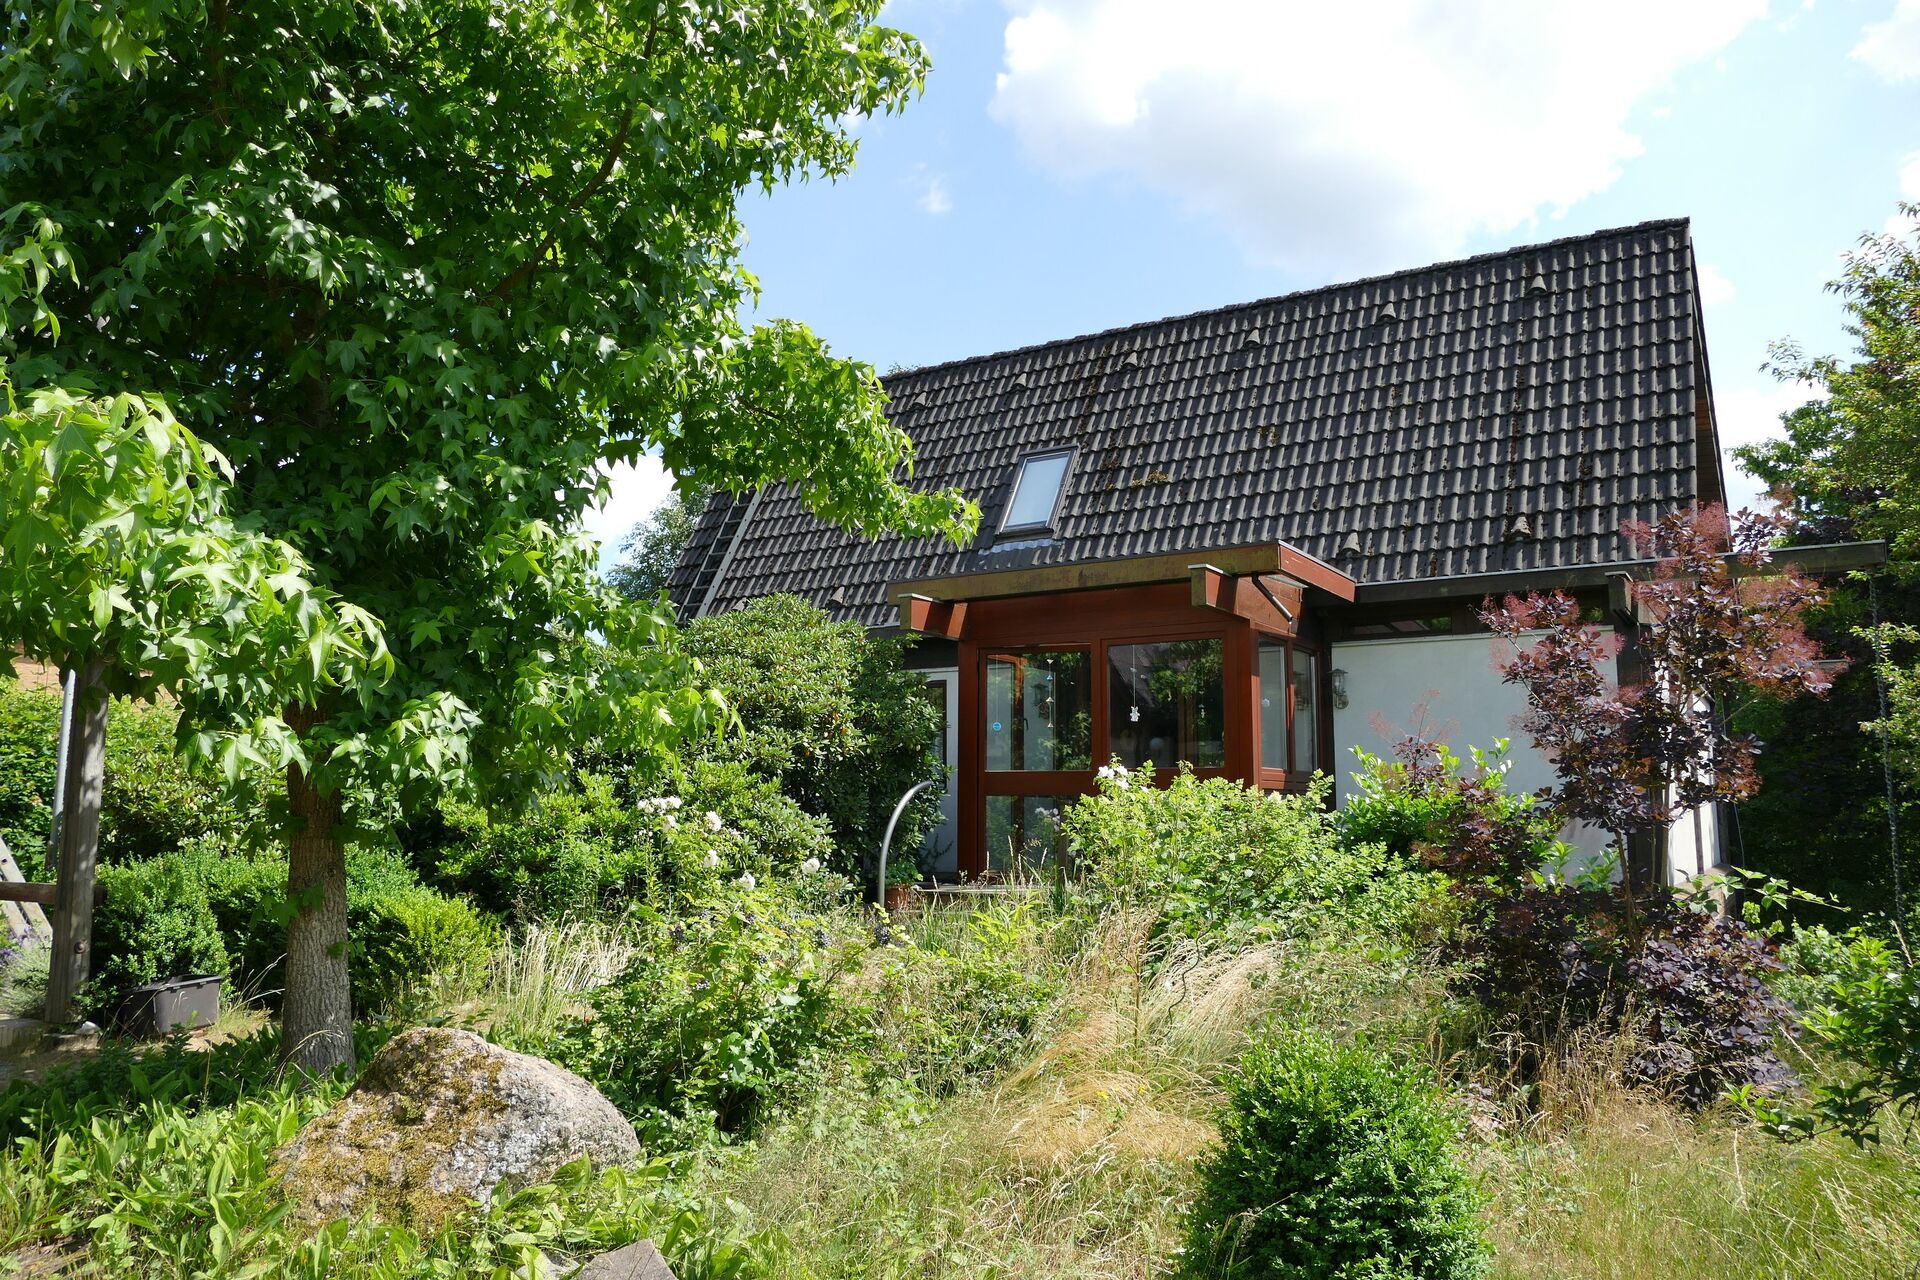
[43,658,108,1026]
[282,747,355,1079]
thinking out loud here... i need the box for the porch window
[1257,635,1288,771]
[1292,645,1320,773]
[984,648,1093,770]
[1106,638,1225,769]
[985,794,1077,873]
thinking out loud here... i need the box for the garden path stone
[275,1025,639,1229]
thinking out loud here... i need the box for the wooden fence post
[43,658,107,1026]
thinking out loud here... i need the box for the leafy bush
[1753,924,1920,1144]
[1182,1032,1490,1280]
[86,841,498,1016]
[1064,765,1438,942]
[0,681,262,879]
[680,594,942,872]
[549,881,863,1147]
[1348,737,1795,1107]
[869,899,1060,1093]
[430,764,831,922]
[353,884,500,1011]
[431,777,650,919]
[87,853,230,1016]
[1339,740,1566,871]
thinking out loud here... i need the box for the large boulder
[276,1026,640,1228]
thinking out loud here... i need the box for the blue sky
[585,0,1920,556]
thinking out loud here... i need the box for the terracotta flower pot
[884,883,915,913]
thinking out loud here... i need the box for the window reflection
[1292,646,1319,774]
[986,794,1077,873]
[1258,635,1288,771]
[1106,639,1225,768]
[985,649,1092,771]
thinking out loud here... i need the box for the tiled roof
[671,218,1724,629]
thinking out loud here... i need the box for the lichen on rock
[275,1025,640,1229]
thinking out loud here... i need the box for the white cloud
[1716,379,1819,508]
[582,454,676,572]
[913,166,954,214]
[1855,0,1920,81]
[1697,262,1736,307]
[988,0,1766,272]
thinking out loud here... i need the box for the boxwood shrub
[1183,1032,1490,1280]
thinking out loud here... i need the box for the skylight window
[1001,449,1074,534]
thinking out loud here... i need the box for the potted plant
[884,857,923,913]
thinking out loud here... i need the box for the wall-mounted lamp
[1330,668,1349,710]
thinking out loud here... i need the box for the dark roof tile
[671,219,1722,627]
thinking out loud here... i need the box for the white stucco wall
[1326,631,1719,882]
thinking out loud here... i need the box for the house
[668,219,1883,885]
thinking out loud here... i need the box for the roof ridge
[882,217,1693,386]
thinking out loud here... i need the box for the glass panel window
[985,794,1078,873]
[1002,450,1072,531]
[1292,646,1319,775]
[1258,635,1288,771]
[1107,638,1226,769]
[985,649,1092,771]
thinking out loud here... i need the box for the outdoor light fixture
[1331,668,1349,710]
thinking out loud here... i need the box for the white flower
[666,796,683,810]
[704,810,723,832]
[800,857,822,875]
[662,814,677,830]
[736,871,757,891]
[703,850,722,870]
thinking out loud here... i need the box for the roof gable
[672,218,1721,627]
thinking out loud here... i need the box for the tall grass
[695,905,1449,1280]
[477,917,638,1044]
[692,900,1920,1280]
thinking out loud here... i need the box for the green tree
[0,381,387,1021]
[1738,211,1920,555]
[1,1,974,1072]
[1731,210,1920,927]
[607,481,712,604]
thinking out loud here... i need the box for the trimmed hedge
[1183,1032,1490,1280]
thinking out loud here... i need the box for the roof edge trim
[890,542,1358,606]
[1350,540,1890,606]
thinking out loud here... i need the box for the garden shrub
[1182,1032,1490,1280]
[0,681,264,880]
[679,594,942,872]
[430,764,830,921]
[431,776,651,919]
[549,880,863,1147]
[1349,736,1795,1107]
[353,883,501,1011]
[868,899,1060,1093]
[1754,922,1920,1143]
[85,841,497,1016]
[87,853,230,1016]
[1063,765,1438,942]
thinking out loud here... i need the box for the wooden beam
[1188,566,1303,635]
[0,882,104,908]
[897,594,969,639]
[893,542,1355,606]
